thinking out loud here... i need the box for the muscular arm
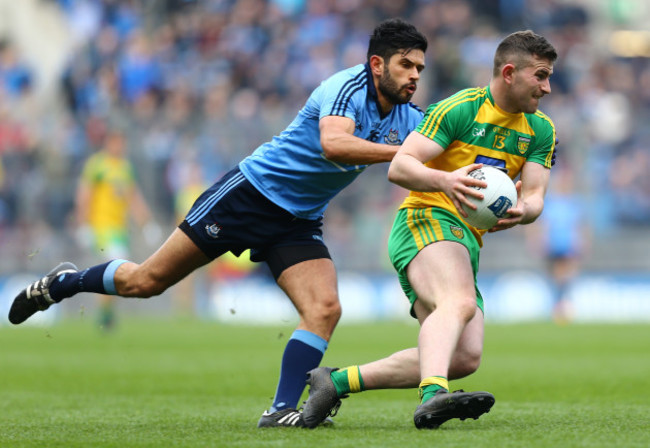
[518,162,550,223]
[387,131,486,215]
[489,161,550,232]
[319,115,398,164]
[387,131,446,191]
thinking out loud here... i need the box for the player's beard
[378,67,415,104]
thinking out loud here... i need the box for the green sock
[419,376,449,404]
[420,384,447,403]
[331,366,365,396]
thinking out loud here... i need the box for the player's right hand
[443,163,486,218]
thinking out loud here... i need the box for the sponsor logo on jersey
[472,127,486,137]
[517,136,531,154]
[384,128,402,145]
[205,223,222,238]
[488,196,513,218]
[450,225,464,239]
[493,126,511,136]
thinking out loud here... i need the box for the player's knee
[452,350,482,379]
[457,297,478,324]
[306,293,341,325]
[320,295,342,323]
[462,351,482,376]
[455,360,481,379]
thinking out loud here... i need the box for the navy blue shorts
[179,166,330,278]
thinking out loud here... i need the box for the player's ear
[369,54,385,76]
[501,63,516,84]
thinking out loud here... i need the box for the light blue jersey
[238,64,423,220]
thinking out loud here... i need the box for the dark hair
[493,30,558,76]
[367,18,428,62]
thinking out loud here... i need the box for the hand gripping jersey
[239,63,423,220]
[400,86,556,245]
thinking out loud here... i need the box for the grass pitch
[1,318,648,447]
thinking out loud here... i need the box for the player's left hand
[488,180,525,232]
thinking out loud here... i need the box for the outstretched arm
[319,115,399,164]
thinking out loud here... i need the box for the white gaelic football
[461,166,517,229]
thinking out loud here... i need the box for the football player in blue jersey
[8,18,428,427]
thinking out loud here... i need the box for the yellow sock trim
[345,366,362,393]
[419,376,449,391]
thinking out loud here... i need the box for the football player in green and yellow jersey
[76,129,152,329]
[303,30,557,430]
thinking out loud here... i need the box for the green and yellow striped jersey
[81,152,136,231]
[400,85,555,244]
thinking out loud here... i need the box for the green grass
[1,319,649,447]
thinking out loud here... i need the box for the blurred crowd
[1,0,650,274]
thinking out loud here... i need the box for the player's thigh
[407,240,475,312]
[389,207,482,318]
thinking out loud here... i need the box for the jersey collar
[485,84,525,117]
[364,63,390,119]
[364,63,378,99]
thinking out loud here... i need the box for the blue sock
[49,259,129,301]
[269,329,328,412]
